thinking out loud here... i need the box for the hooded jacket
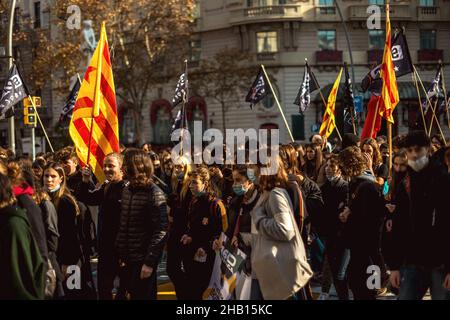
[0,205,45,300]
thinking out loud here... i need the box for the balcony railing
[229,5,301,24]
[316,50,343,64]
[348,4,412,21]
[418,49,443,62]
[417,6,440,20]
[315,6,338,21]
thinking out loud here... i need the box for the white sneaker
[318,293,329,300]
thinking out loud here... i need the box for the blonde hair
[171,155,193,201]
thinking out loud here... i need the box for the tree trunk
[132,108,143,146]
[221,101,226,132]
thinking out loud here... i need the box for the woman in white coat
[251,156,313,300]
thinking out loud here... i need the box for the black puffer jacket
[116,183,168,268]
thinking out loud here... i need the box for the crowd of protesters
[0,130,449,300]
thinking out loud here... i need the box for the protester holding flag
[180,167,227,299]
[79,153,125,300]
[387,131,450,300]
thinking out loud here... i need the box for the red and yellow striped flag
[319,68,343,138]
[69,22,119,183]
[379,3,399,123]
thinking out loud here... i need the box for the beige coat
[251,187,313,300]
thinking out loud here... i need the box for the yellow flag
[69,22,119,183]
[319,68,343,138]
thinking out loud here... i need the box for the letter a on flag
[69,22,119,183]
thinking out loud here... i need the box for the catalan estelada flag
[69,22,119,183]
[319,68,343,138]
[379,3,399,124]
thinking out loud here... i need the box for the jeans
[120,262,158,300]
[398,265,450,300]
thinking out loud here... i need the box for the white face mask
[408,155,429,172]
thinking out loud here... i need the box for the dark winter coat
[115,183,168,268]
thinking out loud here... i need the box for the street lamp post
[7,0,17,154]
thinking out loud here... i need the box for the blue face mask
[177,172,185,181]
[233,184,248,196]
[247,169,256,183]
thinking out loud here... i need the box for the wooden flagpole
[413,66,446,144]
[412,71,428,133]
[261,65,295,142]
[439,64,450,135]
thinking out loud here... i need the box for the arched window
[150,99,173,145]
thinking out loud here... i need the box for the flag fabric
[172,73,187,108]
[294,61,319,114]
[421,65,442,113]
[319,68,343,138]
[0,64,29,119]
[361,95,383,140]
[343,62,356,134]
[245,67,270,109]
[69,22,119,183]
[379,4,400,124]
[59,78,81,123]
[361,29,413,93]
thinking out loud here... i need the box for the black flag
[343,62,356,134]
[172,73,187,108]
[294,61,319,114]
[245,67,270,109]
[59,78,81,123]
[421,65,443,113]
[0,64,29,119]
[361,29,413,93]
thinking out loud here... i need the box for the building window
[319,0,334,5]
[318,30,336,50]
[257,31,278,53]
[189,40,201,62]
[419,0,434,6]
[34,1,41,29]
[261,81,279,109]
[369,30,385,50]
[369,0,384,5]
[420,29,436,50]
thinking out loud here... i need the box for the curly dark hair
[0,174,16,209]
[338,146,367,178]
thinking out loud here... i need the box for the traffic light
[23,106,37,127]
[23,96,41,107]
